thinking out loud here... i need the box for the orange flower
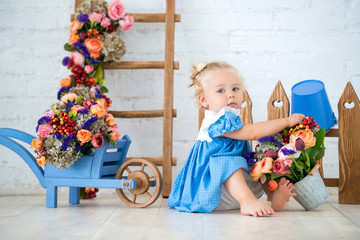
[84,38,103,53]
[250,161,263,181]
[90,104,106,118]
[109,131,120,141]
[71,105,85,112]
[36,156,47,167]
[290,129,316,150]
[60,77,72,87]
[61,93,78,104]
[68,34,80,45]
[105,114,116,127]
[31,139,43,149]
[90,51,100,59]
[96,98,108,111]
[77,129,92,143]
[70,20,83,35]
[268,180,278,191]
[260,157,273,174]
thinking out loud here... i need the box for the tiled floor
[0,187,359,240]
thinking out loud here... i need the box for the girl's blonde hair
[189,61,246,108]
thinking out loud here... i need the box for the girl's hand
[288,113,305,127]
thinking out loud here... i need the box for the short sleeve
[208,111,245,139]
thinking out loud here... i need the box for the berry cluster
[288,116,320,136]
[86,29,101,40]
[84,188,99,199]
[102,94,112,107]
[50,112,77,135]
[68,62,95,86]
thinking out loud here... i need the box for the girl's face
[198,69,243,112]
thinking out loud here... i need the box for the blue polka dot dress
[168,107,260,213]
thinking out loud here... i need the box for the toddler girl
[168,61,304,217]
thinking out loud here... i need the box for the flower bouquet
[246,116,329,210]
[31,0,133,169]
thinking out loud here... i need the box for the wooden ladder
[74,0,180,197]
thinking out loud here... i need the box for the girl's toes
[279,178,286,184]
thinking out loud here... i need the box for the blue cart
[0,128,162,208]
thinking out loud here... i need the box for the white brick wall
[0,0,359,195]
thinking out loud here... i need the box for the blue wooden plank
[44,178,136,189]
[100,165,119,176]
[102,151,122,162]
[44,155,94,179]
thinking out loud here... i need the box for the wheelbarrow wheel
[115,158,162,208]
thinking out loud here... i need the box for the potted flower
[245,116,329,210]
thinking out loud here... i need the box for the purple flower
[82,116,99,130]
[57,86,73,100]
[78,14,89,23]
[95,88,102,98]
[281,148,297,156]
[65,102,76,110]
[37,116,51,126]
[54,133,62,140]
[77,108,89,114]
[258,136,284,148]
[244,152,256,165]
[60,134,77,151]
[62,56,72,66]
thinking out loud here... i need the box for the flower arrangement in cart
[245,116,326,191]
[31,0,134,169]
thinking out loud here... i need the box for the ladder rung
[71,13,181,23]
[126,157,177,166]
[128,13,181,22]
[103,61,179,70]
[109,110,177,118]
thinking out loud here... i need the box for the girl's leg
[224,169,274,217]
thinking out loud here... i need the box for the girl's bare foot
[240,198,274,217]
[271,178,296,212]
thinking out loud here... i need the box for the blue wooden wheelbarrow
[0,128,162,208]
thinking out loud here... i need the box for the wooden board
[338,82,360,204]
[267,81,289,120]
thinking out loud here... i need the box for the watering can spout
[0,128,46,188]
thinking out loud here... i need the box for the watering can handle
[0,128,46,188]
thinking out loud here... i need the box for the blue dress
[168,107,257,213]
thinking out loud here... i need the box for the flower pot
[293,170,329,211]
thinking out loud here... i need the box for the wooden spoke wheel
[115,158,162,208]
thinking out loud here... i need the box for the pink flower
[36,147,46,156]
[89,12,105,23]
[84,65,94,74]
[284,158,293,167]
[90,86,99,98]
[70,51,85,66]
[119,15,134,32]
[42,111,56,118]
[83,100,94,109]
[273,159,291,175]
[91,133,105,149]
[38,124,53,139]
[101,17,111,28]
[108,0,126,20]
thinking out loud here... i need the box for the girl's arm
[222,113,305,140]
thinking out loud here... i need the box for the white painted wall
[0,0,359,195]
